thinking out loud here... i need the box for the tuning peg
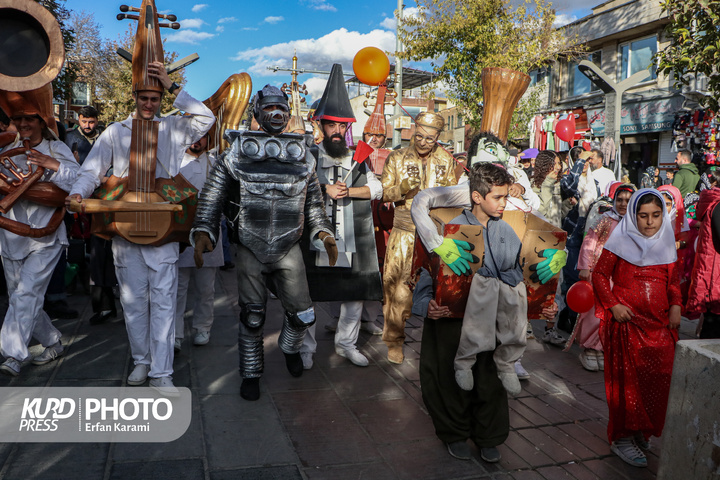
[159,22,180,29]
[119,5,140,13]
[363,100,369,108]
[301,98,306,103]
[117,13,139,21]
[365,92,371,98]
[282,83,288,89]
[390,99,397,106]
[158,13,177,21]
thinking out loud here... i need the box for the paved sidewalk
[0,268,695,480]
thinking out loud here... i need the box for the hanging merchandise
[672,109,718,166]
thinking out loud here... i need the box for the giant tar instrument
[65,0,206,246]
[0,0,73,237]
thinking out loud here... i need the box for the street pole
[578,60,650,179]
[392,0,404,148]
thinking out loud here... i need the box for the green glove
[432,238,478,276]
[530,248,567,284]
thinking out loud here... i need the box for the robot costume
[191,86,333,386]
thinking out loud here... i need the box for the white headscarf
[603,188,677,267]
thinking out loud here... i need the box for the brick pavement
[0,267,696,480]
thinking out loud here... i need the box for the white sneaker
[542,328,566,347]
[174,338,182,352]
[32,341,64,365]
[526,321,535,339]
[514,360,530,380]
[0,357,21,376]
[128,364,149,385]
[596,351,605,371]
[579,350,599,371]
[149,376,180,397]
[611,437,647,467]
[324,319,339,332]
[300,352,314,370]
[360,322,383,335]
[498,372,522,396]
[193,331,210,346]
[336,348,369,367]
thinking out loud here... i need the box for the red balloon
[566,281,594,313]
[556,119,575,143]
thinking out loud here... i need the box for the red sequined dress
[592,250,680,442]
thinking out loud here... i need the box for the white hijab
[603,188,677,267]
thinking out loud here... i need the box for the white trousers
[0,244,63,362]
[335,301,363,352]
[115,254,178,379]
[456,275,527,375]
[174,266,216,340]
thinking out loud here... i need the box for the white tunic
[69,89,215,267]
[0,138,79,260]
[177,150,223,268]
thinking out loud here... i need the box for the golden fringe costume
[381,113,457,357]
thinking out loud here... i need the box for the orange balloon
[353,47,391,86]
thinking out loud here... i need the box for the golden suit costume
[381,126,456,352]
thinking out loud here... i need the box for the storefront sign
[587,96,684,135]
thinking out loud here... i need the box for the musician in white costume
[174,135,223,350]
[0,89,80,376]
[67,62,214,394]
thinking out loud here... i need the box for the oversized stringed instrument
[0,0,73,238]
[281,52,308,134]
[69,0,200,246]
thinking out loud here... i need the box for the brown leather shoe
[387,346,404,364]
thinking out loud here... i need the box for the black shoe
[284,352,304,377]
[446,441,471,460]
[44,300,78,319]
[88,310,114,325]
[240,378,260,401]
[480,446,501,463]
[219,261,235,271]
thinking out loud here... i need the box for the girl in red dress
[592,188,681,468]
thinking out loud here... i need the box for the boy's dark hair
[468,162,514,199]
[637,192,664,210]
[467,131,506,159]
[78,106,99,119]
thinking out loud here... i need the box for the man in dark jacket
[64,106,102,164]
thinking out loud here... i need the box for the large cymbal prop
[0,0,65,92]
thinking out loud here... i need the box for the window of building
[567,51,601,98]
[618,35,657,82]
[71,81,89,106]
[529,67,551,88]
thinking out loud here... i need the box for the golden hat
[415,112,444,132]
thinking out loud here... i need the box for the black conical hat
[312,64,356,123]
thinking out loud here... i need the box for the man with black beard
[65,105,103,164]
[300,64,383,369]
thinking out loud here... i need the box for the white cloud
[304,76,330,102]
[179,18,206,30]
[264,16,285,24]
[379,7,420,30]
[242,27,259,31]
[553,13,578,27]
[165,30,215,44]
[191,4,208,13]
[218,16,237,24]
[232,28,396,77]
[216,25,224,33]
[303,0,337,12]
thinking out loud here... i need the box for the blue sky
[66,0,598,102]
